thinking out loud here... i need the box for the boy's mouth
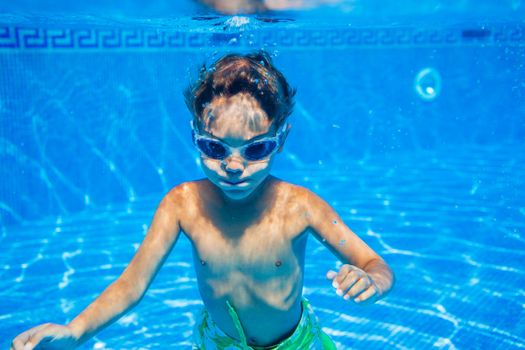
[222,179,247,185]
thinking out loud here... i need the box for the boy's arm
[303,188,395,304]
[11,186,186,350]
[66,185,185,345]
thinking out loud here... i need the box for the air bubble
[414,67,441,101]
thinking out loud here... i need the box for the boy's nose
[223,154,244,173]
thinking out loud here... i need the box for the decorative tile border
[0,24,523,50]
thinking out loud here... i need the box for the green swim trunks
[192,297,337,350]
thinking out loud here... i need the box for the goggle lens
[196,139,227,159]
[244,141,277,161]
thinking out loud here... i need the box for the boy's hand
[326,264,379,304]
[10,323,79,350]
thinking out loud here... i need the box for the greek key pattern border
[1,24,524,50]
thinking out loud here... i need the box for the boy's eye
[198,139,227,159]
[244,141,277,160]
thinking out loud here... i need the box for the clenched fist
[326,264,380,304]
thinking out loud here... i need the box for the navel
[275,260,282,267]
[200,259,207,266]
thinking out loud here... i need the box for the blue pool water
[1,2,525,349]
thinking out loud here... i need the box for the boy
[11,51,394,350]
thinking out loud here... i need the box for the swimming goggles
[190,120,287,162]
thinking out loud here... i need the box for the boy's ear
[277,123,292,153]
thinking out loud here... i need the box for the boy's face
[196,93,287,203]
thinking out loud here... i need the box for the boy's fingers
[27,328,56,349]
[328,265,362,290]
[24,323,53,350]
[11,329,33,350]
[353,285,378,304]
[11,337,24,350]
[344,277,369,299]
[335,264,354,282]
[338,270,359,294]
[326,270,337,280]
[328,265,348,289]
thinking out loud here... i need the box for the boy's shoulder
[266,178,333,220]
[162,180,199,207]
[263,177,328,214]
[266,177,322,201]
[272,178,318,204]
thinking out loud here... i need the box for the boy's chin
[220,188,253,201]
[211,175,271,202]
[218,183,264,203]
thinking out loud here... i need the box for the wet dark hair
[184,50,296,130]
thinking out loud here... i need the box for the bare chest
[189,215,306,277]
[184,211,308,308]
